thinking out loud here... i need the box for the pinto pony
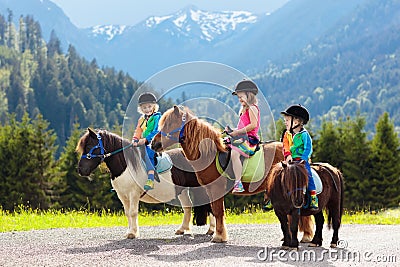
[151,106,314,243]
[76,128,215,238]
[267,161,344,249]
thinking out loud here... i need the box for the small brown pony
[152,106,314,243]
[267,160,344,249]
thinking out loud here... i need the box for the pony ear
[173,105,180,116]
[299,160,306,166]
[281,161,287,169]
[88,128,97,138]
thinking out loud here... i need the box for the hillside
[0,14,139,148]
[256,0,400,132]
[0,0,399,134]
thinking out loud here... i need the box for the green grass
[1,206,399,233]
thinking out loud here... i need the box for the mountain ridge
[1,0,399,132]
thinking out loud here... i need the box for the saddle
[216,148,265,183]
[154,152,173,174]
[310,167,323,195]
[295,165,323,196]
[139,151,172,183]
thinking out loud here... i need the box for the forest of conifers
[0,13,399,212]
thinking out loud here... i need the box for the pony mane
[76,131,90,154]
[161,106,226,160]
[266,162,308,197]
[283,162,308,194]
[266,163,283,194]
[76,129,142,176]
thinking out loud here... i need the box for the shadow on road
[66,233,342,266]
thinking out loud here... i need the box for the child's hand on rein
[132,137,145,146]
[229,130,239,137]
[137,138,146,146]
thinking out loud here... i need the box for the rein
[81,133,133,161]
[159,111,186,144]
[279,165,305,209]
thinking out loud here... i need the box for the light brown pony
[152,106,314,243]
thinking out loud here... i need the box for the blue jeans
[144,145,156,179]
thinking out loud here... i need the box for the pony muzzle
[151,140,163,152]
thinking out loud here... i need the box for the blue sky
[51,0,289,28]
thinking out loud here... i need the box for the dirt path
[0,224,399,266]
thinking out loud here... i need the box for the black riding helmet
[281,104,310,125]
[138,92,157,104]
[232,79,259,95]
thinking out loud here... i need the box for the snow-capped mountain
[142,6,259,42]
[88,25,127,41]
[88,6,260,43]
[1,0,369,80]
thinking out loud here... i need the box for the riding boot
[144,173,155,190]
[263,199,273,211]
[309,190,318,210]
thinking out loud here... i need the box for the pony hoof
[330,243,337,248]
[289,247,298,251]
[126,233,137,239]
[308,243,320,247]
[280,246,290,250]
[211,236,227,243]
[206,230,214,236]
[300,237,313,243]
[175,230,185,235]
[183,233,194,239]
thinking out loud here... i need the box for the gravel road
[0,224,399,266]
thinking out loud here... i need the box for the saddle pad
[311,167,323,195]
[140,152,173,175]
[155,152,173,174]
[216,149,265,183]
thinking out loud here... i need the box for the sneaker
[144,179,154,190]
[263,200,273,211]
[310,195,319,210]
[232,181,245,193]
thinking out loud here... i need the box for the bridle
[81,132,133,161]
[159,111,186,144]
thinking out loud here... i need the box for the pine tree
[0,113,59,210]
[313,120,343,168]
[47,30,62,57]
[0,15,6,46]
[57,123,84,209]
[370,112,400,208]
[29,113,60,208]
[340,116,371,209]
[0,119,12,208]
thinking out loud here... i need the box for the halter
[283,163,306,209]
[81,133,133,161]
[159,112,186,144]
[287,188,305,196]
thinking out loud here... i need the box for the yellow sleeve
[282,131,293,158]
